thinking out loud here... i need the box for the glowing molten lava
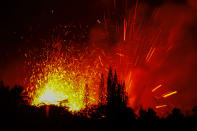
[24,42,103,112]
[30,71,85,112]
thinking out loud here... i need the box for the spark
[156,105,168,109]
[125,72,133,90]
[162,91,178,98]
[24,42,103,113]
[97,19,101,24]
[98,56,103,66]
[116,53,125,57]
[146,47,156,63]
[124,18,127,41]
[152,84,162,92]
[132,0,139,33]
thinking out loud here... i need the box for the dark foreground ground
[0,82,197,130]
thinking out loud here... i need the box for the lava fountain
[23,41,104,112]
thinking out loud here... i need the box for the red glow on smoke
[1,0,197,117]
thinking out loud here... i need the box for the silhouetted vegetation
[0,68,197,129]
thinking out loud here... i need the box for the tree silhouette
[105,68,132,119]
[107,67,113,107]
[138,107,162,120]
[192,106,197,118]
[166,108,184,120]
[1,70,197,127]
[99,73,104,106]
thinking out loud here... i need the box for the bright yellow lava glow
[24,42,102,112]
[30,69,86,112]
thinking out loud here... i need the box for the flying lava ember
[23,0,192,114]
[1,0,197,116]
[23,41,105,112]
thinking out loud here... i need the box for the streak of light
[97,19,101,24]
[156,105,168,109]
[152,84,162,92]
[116,53,125,57]
[132,0,139,33]
[98,56,103,66]
[146,47,156,63]
[125,72,133,90]
[124,18,127,41]
[162,91,177,98]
